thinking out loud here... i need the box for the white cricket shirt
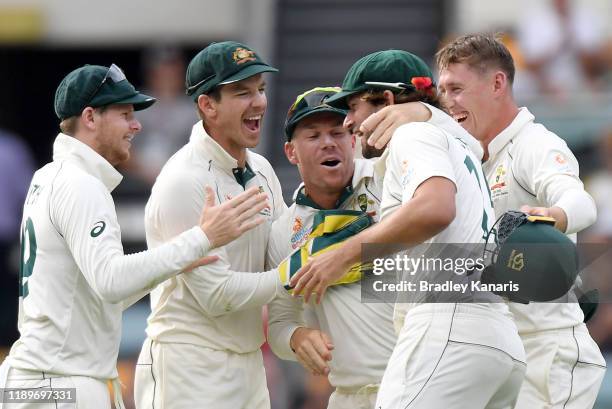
[481,108,592,333]
[8,134,210,379]
[144,122,286,352]
[379,113,511,319]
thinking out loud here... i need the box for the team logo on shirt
[90,221,106,238]
[490,164,508,201]
[553,153,573,173]
[290,217,310,249]
[355,193,377,217]
[555,154,567,165]
[491,164,506,189]
[357,194,368,212]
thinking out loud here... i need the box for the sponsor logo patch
[290,216,310,249]
[90,221,106,238]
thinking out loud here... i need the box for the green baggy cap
[185,41,278,101]
[284,86,347,141]
[482,211,579,304]
[326,49,434,109]
[54,64,156,120]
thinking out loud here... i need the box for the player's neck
[207,131,248,167]
[481,100,520,162]
[303,186,343,210]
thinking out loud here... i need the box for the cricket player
[133,42,287,409]
[0,64,268,409]
[264,87,396,409]
[361,33,606,409]
[290,50,526,409]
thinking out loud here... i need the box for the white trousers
[0,365,110,409]
[328,385,378,409]
[514,324,606,409]
[376,304,526,409]
[134,337,270,409]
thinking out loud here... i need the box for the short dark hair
[436,33,515,84]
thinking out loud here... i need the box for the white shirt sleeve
[267,292,303,361]
[181,245,281,317]
[390,123,457,201]
[145,168,283,316]
[265,220,303,361]
[52,173,211,305]
[513,131,596,233]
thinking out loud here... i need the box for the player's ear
[493,71,508,95]
[284,141,299,165]
[382,90,395,106]
[197,94,217,119]
[80,107,96,131]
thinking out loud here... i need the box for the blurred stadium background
[0,0,611,408]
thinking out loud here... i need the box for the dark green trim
[232,162,256,189]
[295,184,355,210]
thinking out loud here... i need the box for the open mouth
[452,112,468,123]
[321,159,341,168]
[244,115,261,132]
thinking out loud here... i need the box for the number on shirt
[19,217,37,298]
[463,155,493,239]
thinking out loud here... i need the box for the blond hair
[436,33,515,84]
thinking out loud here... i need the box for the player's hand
[290,327,334,376]
[289,247,351,304]
[200,185,269,248]
[360,102,431,150]
[520,205,567,232]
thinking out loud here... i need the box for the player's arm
[515,134,596,234]
[359,102,431,149]
[265,218,333,374]
[268,294,333,376]
[180,248,282,317]
[359,102,484,160]
[53,174,267,304]
[291,125,457,302]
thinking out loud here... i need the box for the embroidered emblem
[232,47,256,65]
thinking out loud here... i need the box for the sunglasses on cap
[287,86,342,116]
[364,78,434,93]
[86,63,127,105]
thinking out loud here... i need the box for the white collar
[487,107,535,160]
[52,133,123,192]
